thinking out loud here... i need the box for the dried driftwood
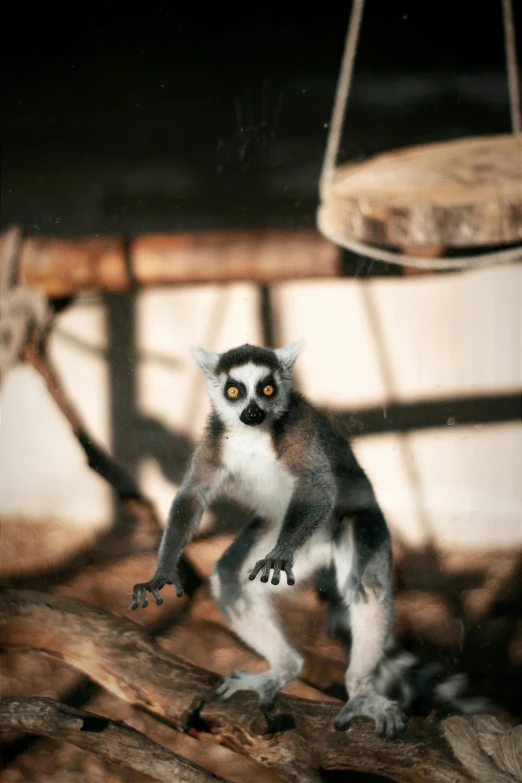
[0,588,476,783]
[0,697,228,783]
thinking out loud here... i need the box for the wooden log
[326,134,522,249]
[0,588,474,783]
[0,697,229,783]
[0,231,340,299]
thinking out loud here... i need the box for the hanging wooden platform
[325,134,522,249]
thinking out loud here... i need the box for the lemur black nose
[240,402,266,426]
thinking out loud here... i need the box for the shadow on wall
[102,291,250,536]
[100,289,522,542]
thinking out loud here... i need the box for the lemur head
[194,342,302,429]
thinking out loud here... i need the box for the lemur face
[194,343,302,429]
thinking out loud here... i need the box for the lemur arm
[249,472,336,586]
[131,449,222,609]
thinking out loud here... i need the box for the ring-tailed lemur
[131,343,479,739]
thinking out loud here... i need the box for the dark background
[2,0,517,236]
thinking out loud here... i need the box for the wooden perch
[0,230,341,299]
[327,134,522,248]
[0,588,475,783]
[0,697,229,783]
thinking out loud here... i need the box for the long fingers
[130,576,183,610]
[272,561,294,585]
[249,559,265,581]
[150,587,163,606]
[166,576,183,598]
[260,560,272,583]
[130,584,148,610]
[249,558,295,586]
[271,561,282,585]
[284,562,295,586]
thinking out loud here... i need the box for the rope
[0,225,51,383]
[443,715,522,783]
[503,0,521,135]
[0,223,23,294]
[319,0,365,202]
[317,0,522,270]
[318,206,522,270]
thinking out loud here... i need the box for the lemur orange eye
[227,386,239,398]
[263,384,274,396]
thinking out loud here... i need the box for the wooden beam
[0,231,340,299]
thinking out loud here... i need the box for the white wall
[0,297,111,528]
[1,262,520,549]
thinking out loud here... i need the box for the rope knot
[443,714,522,782]
[0,226,51,382]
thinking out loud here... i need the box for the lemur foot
[333,694,407,740]
[249,550,295,585]
[216,669,282,711]
[130,569,183,609]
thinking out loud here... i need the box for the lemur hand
[130,569,183,609]
[249,550,295,586]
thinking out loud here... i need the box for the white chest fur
[222,427,296,523]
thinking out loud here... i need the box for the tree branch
[0,696,229,783]
[19,341,201,596]
[23,342,162,538]
[0,588,474,783]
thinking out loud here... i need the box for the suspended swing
[317,0,522,270]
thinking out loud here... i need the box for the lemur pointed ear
[275,340,304,373]
[193,347,220,377]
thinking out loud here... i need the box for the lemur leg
[211,517,329,710]
[332,522,407,739]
